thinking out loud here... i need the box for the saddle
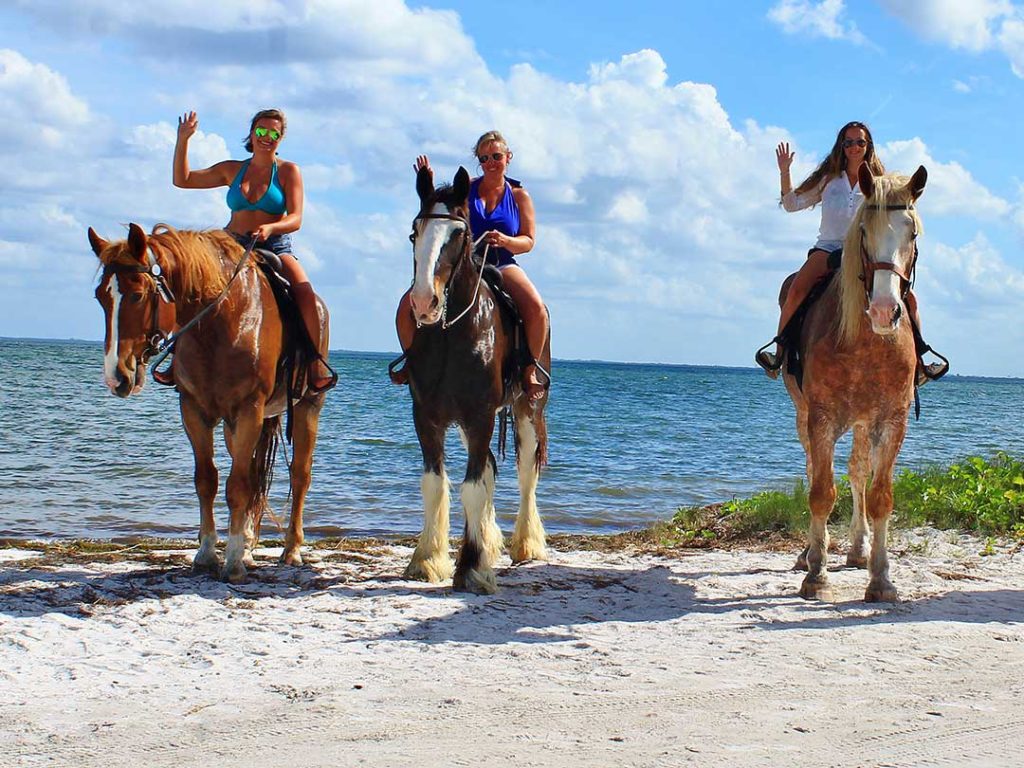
[478,260,538,401]
[778,253,841,390]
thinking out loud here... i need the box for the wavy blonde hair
[792,121,886,199]
[836,173,922,347]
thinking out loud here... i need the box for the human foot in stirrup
[152,360,175,386]
[754,337,784,379]
[308,363,337,395]
[916,359,949,387]
[523,361,551,402]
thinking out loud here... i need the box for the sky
[2,0,1024,376]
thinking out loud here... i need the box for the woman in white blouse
[756,121,946,383]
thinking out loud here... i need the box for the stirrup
[152,359,175,387]
[522,359,551,402]
[388,353,409,386]
[754,337,784,379]
[916,347,950,386]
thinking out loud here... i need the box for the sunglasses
[254,127,282,141]
[478,152,506,164]
[843,138,868,148]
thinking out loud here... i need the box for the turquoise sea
[1,337,1023,540]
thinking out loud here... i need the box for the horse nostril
[430,296,439,310]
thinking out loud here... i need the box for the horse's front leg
[800,413,839,600]
[222,402,265,583]
[281,400,322,567]
[404,411,454,583]
[453,422,503,595]
[180,397,219,575]
[846,424,871,568]
[864,419,907,602]
[509,401,548,564]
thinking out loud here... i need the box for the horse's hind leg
[509,400,548,564]
[181,398,219,575]
[846,425,871,568]
[405,415,454,583]
[791,397,813,571]
[799,414,839,600]
[281,401,321,567]
[453,425,503,595]
[863,421,906,602]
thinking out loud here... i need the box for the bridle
[411,210,490,330]
[101,248,176,364]
[859,202,918,302]
[101,236,257,368]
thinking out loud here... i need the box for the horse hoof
[453,567,497,595]
[509,540,548,564]
[798,578,833,601]
[280,548,303,567]
[404,556,455,584]
[191,552,220,575]
[221,562,248,584]
[846,553,868,569]
[864,582,898,603]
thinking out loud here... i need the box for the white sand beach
[1,532,1021,767]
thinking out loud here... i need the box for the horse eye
[130,291,145,303]
[409,232,416,244]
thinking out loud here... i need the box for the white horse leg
[454,456,501,595]
[509,413,548,563]
[846,425,870,568]
[404,468,454,582]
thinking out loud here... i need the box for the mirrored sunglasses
[478,152,506,164]
[254,127,282,141]
[843,138,867,148]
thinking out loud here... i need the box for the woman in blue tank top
[162,108,335,394]
[391,130,549,401]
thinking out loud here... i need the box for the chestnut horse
[402,166,551,594]
[89,223,327,582]
[782,164,928,602]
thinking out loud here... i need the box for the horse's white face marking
[103,276,123,387]
[410,203,466,325]
[866,210,915,335]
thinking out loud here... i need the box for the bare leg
[390,291,415,385]
[758,250,832,376]
[280,253,333,393]
[500,265,549,401]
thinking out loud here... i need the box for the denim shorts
[228,230,294,257]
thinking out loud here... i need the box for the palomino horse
[89,223,328,582]
[402,166,551,594]
[782,164,928,602]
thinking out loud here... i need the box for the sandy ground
[0,531,1021,768]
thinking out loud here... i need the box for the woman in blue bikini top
[392,130,550,401]
[168,108,335,394]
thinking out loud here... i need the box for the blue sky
[3,0,1024,375]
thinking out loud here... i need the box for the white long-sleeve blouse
[782,173,863,251]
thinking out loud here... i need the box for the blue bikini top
[226,159,287,215]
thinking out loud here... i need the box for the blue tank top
[469,178,520,267]
[226,159,287,215]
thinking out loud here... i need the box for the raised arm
[172,111,236,189]
[777,141,822,212]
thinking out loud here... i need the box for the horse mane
[98,225,246,302]
[836,173,922,347]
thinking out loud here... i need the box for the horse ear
[909,165,927,200]
[453,166,470,203]
[858,163,875,199]
[416,166,434,202]
[88,227,108,257]
[127,223,148,264]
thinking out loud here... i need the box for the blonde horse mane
[98,225,246,302]
[836,173,922,347]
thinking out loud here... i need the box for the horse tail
[249,414,282,544]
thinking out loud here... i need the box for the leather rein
[411,210,490,330]
[859,202,918,301]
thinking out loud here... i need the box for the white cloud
[0,49,91,150]
[767,0,868,45]
[881,138,1011,219]
[952,79,972,92]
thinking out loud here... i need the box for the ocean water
[2,337,1023,540]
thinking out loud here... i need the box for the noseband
[411,210,490,329]
[102,248,176,363]
[859,202,918,301]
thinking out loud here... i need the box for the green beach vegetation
[669,453,1024,547]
